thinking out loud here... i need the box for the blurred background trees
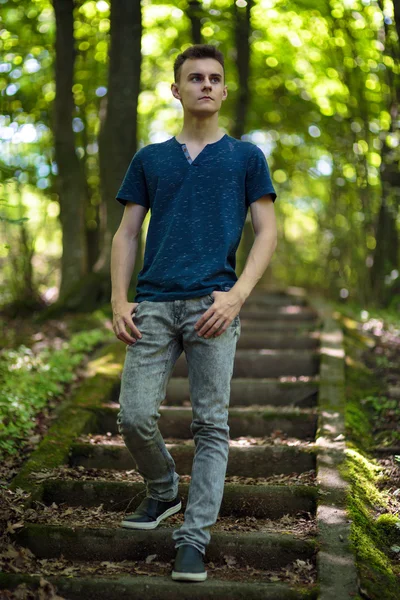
[0,0,399,317]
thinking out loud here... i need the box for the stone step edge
[87,405,319,438]
[69,441,318,455]
[68,441,318,475]
[306,294,360,600]
[165,377,321,384]
[68,441,318,476]
[12,524,318,569]
[191,348,321,357]
[87,405,319,417]
[238,312,319,321]
[164,377,322,385]
[41,479,319,517]
[0,573,319,600]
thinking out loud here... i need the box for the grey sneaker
[120,495,181,530]
[171,544,207,582]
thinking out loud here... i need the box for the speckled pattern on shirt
[115,134,277,302]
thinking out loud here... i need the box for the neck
[176,113,224,144]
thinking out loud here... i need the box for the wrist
[230,284,250,304]
[111,296,127,306]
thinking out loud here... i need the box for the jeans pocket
[134,300,146,318]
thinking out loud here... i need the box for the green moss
[375,514,400,546]
[339,453,398,599]
[340,324,399,600]
[345,402,375,450]
[9,408,97,496]
[344,351,379,452]
[349,525,397,593]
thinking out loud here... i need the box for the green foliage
[0,328,109,458]
[363,395,399,416]
[330,298,400,331]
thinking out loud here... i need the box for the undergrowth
[0,328,111,458]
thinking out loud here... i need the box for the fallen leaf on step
[145,554,157,563]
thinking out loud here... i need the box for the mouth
[199,96,213,100]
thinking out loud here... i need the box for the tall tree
[95,0,143,304]
[231,0,266,281]
[232,0,252,140]
[52,0,88,301]
[188,0,202,45]
[371,0,400,305]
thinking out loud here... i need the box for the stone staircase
[2,287,358,599]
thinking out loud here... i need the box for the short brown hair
[173,44,225,84]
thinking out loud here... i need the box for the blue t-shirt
[115,133,277,302]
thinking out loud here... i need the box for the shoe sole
[120,501,182,530]
[171,570,207,582]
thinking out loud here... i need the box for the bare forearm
[231,232,278,302]
[110,232,138,305]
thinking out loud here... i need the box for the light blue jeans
[117,292,241,555]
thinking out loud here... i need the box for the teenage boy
[111,43,277,582]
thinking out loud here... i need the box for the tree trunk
[42,0,143,317]
[232,0,251,140]
[371,0,400,306]
[188,0,202,44]
[52,0,88,301]
[80,78,100,274]
[232,1,273,286]
[94,0,143,306]
[98,0,143,243]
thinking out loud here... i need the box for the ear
[171,82,181,100]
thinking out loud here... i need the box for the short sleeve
[115,148,149,208]
[245,145,277,207]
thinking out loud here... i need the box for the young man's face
[171,58,227,115]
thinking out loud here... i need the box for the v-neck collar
[173,133,227,165]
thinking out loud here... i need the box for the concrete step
[236,331,320,349]
[241,294,309,307]
[244,287,308,302]
[238,306,318,322]
[41,479,318,517]
[91,405,318,439]
[172,349,320,378]
[164,378,319,408]
[0,572,318,599]
[12,524,317,570]
[222,319,320,331]
[69,438,317,476]
[110,378,320,408]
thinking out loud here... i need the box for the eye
[191,76,221,83]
